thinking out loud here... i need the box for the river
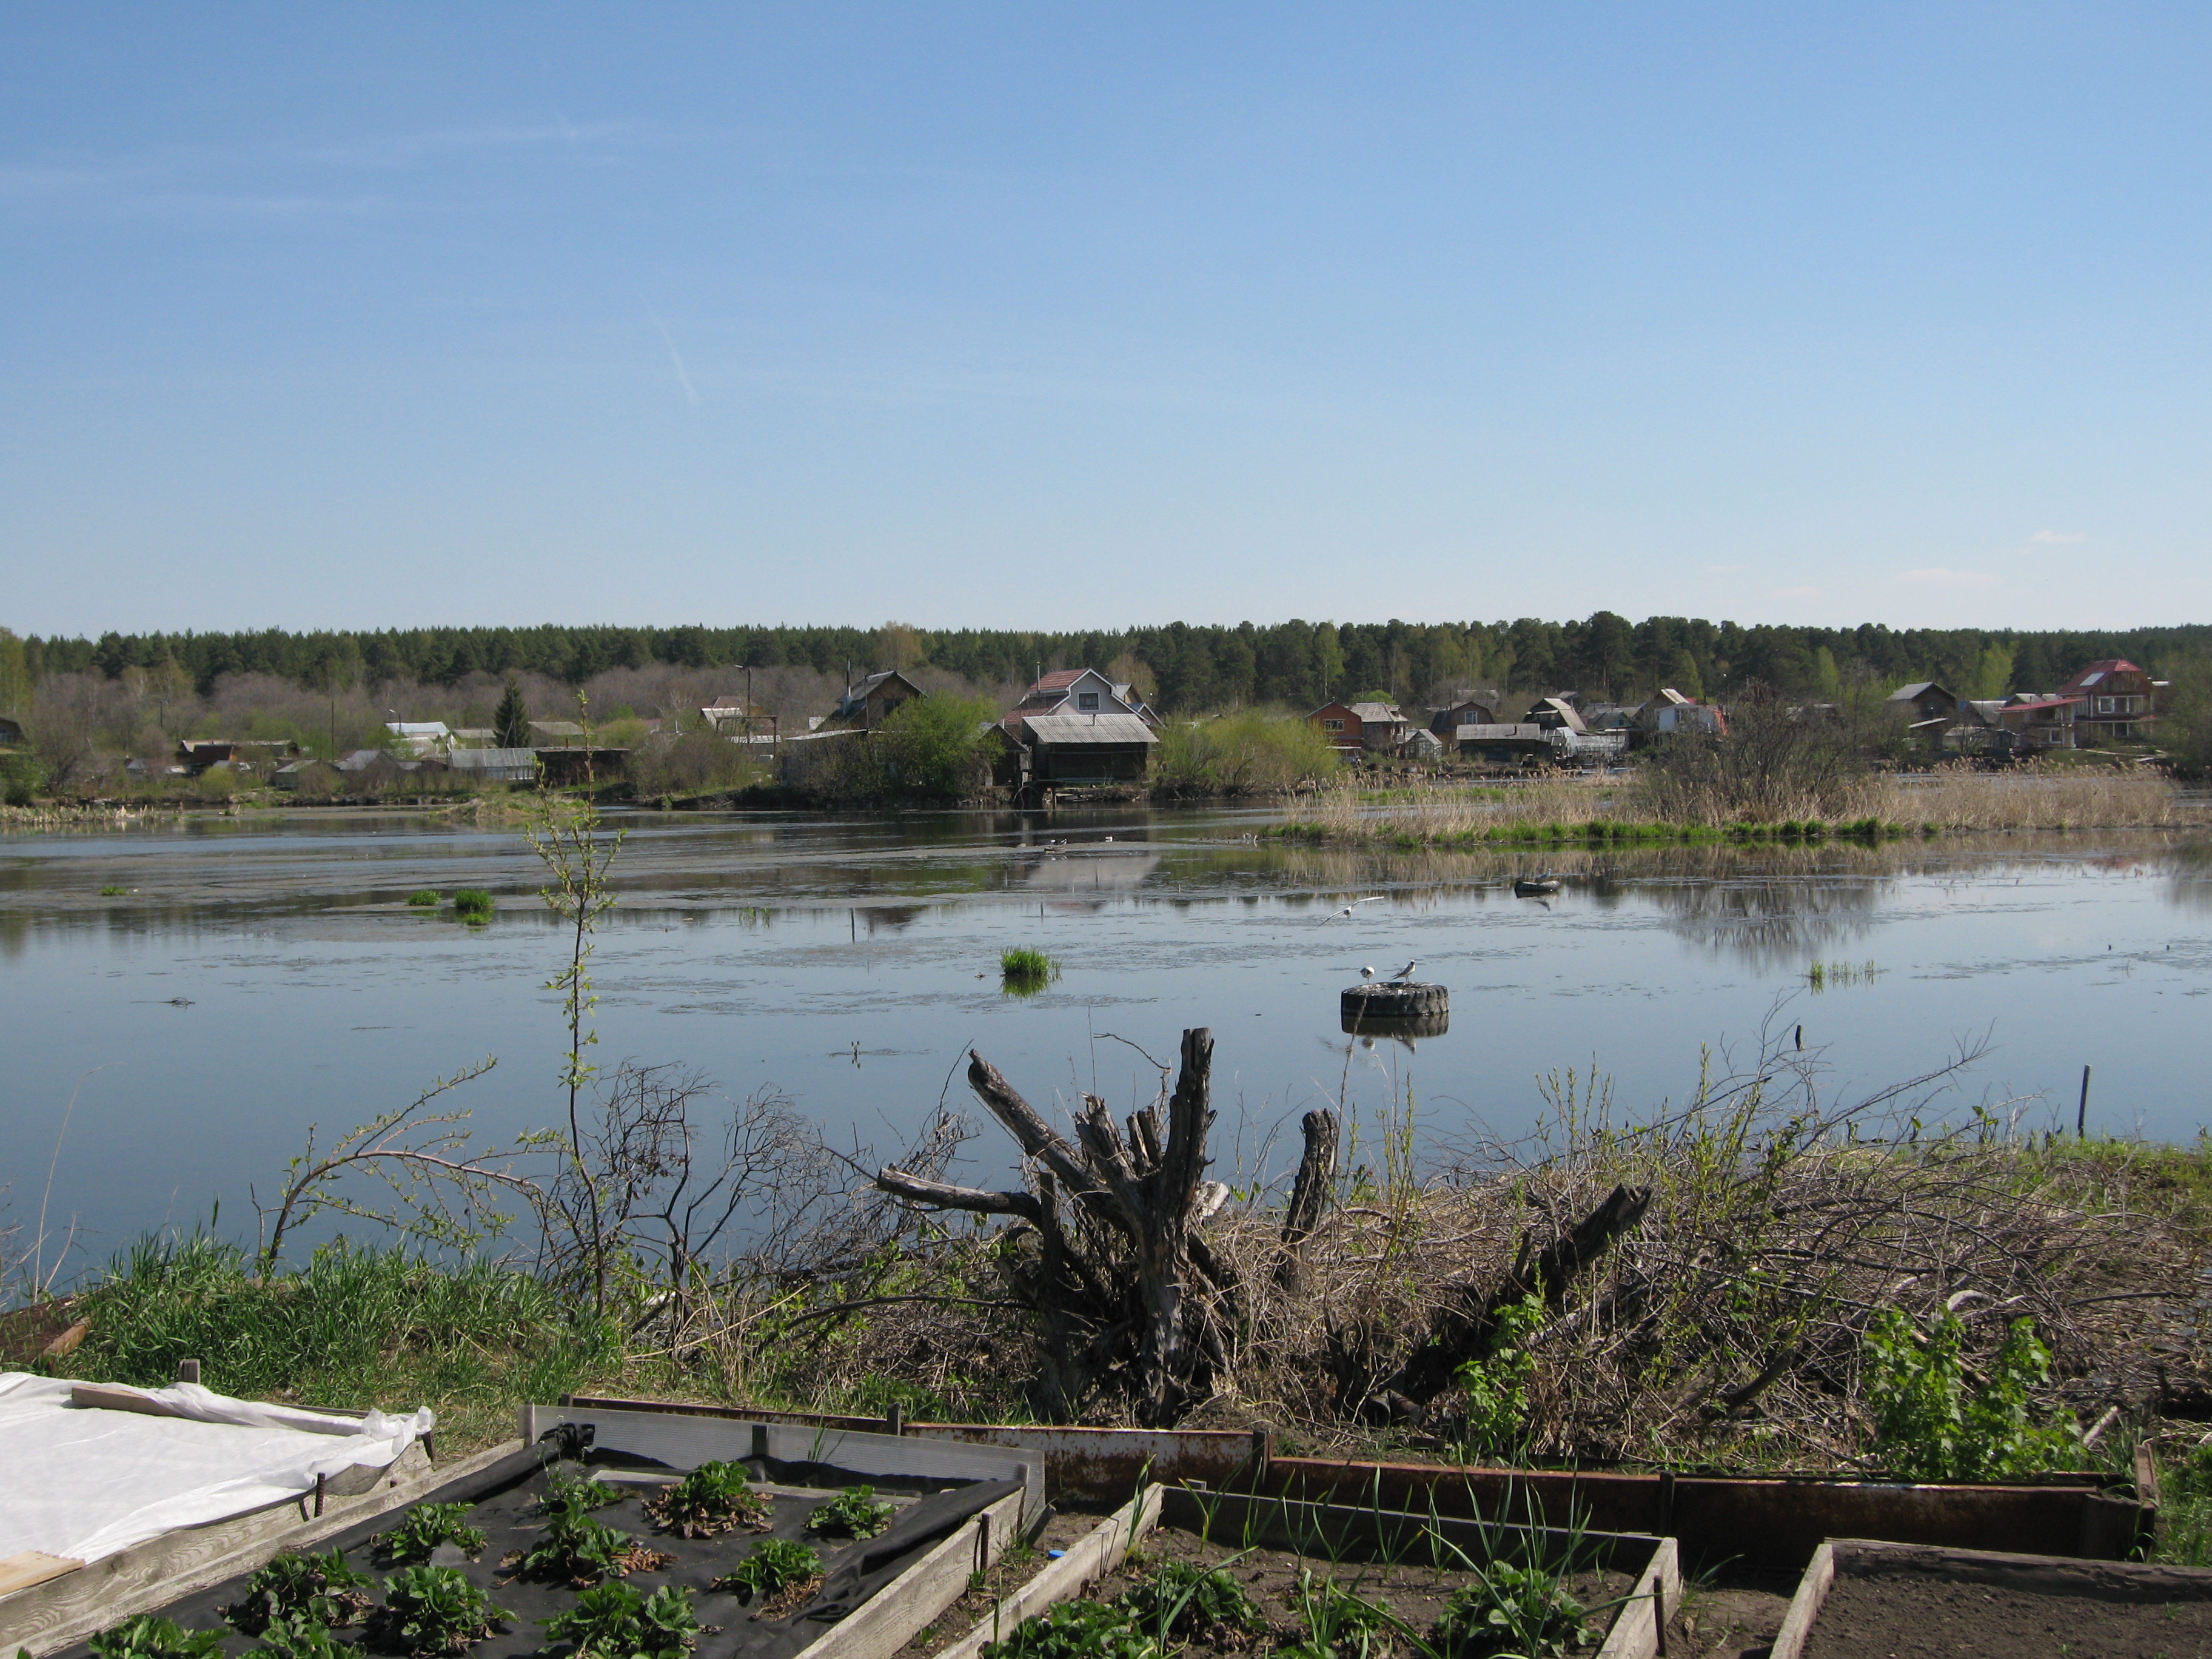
[3,805,2208,1275]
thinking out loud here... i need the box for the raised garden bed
[1772,1538,2212,1659]
[27,1410,1040,1659]
[917,1484,1681,1659]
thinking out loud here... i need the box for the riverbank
[1272,765,2210,848]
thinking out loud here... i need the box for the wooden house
[1307,701,1366,757]
[814,669,925,734]
[2059,660,2162,743]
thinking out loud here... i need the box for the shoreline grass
[1273,764,2208,849]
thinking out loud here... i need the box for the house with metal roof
[814,669,926,734]
[447,747,540,784]
[1003,668,1160,733]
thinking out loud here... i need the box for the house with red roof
[994,669,1160,788]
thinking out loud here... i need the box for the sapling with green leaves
[1863,1308,2080,1480]
[645,1460,773,1537]
[805,1484,894,1540]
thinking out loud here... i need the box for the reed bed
[1279,762,2205,847]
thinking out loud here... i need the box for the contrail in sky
[643,303,701,405]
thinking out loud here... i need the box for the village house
[1427,695,1498,745]
[528,719,586,745]
[446,748,540,785]
[2059,659,2164,743]
[271,757,340,793]
[996,669,1159,788]
[176,738,298,776]
[813,669,926,734]
[1634,688,1728,739]
[1523,696,1587,734]
[1307,701,1367,757]
[0,716,22,746]
[383,721,452,756]
[1977,693,2079,752]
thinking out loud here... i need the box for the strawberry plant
[712,1537,823,1610]
[224,1547,374,1634]
[87,1617,228,1659]
[643,1460,773,1538]
[368,1566,514,1657]
[805,1485,894,1541]
[544,1582,703,1659]
[374,1503,487,1566]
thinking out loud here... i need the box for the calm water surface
[4,806,2210,1268]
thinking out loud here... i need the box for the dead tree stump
[875,1027,1233,1426]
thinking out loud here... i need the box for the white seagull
[1325,896,1386,922]
[1389,959,1419,982]
[1360,965,1377,982]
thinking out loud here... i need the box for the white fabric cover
[0,1373,433,1566]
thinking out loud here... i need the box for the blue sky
[4,4,2208,635]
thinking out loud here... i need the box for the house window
[2097,697,2116,714]
[1078,692,1099,711]
[1322,719,1343,732]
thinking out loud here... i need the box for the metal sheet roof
[1022,712,1159,745]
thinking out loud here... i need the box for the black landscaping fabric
[52,1452,1017,1659]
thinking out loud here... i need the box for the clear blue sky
[4,4,2208,637]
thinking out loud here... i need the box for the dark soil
[945,1522,1646,1659]
[1805,1572,2212,1658]
[897,1512,1109,1656]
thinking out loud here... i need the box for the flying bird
[1390,959,1419,982]
[1325,896,1385,922]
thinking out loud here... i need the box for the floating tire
[1341,982,1449,1036]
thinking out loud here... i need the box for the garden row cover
[0,1373,432,1566]
[50,1447,1017,1659]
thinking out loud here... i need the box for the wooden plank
[793,1487,1026,1659]
[1766,1540,1835,1659]
[0,1558,82,1599]
[0,1439,517,1658]
[1592,1538,1679,1659]
[930,1485,1165,1659]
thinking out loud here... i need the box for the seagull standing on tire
[1360,965,1376,982]
[1390,959,1418,983]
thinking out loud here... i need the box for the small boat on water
[1513,876,1561,897]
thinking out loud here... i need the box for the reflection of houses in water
[853,905,925,936]
[1013,851,1164,893]
[1655,875,1885,968]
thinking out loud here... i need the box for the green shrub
[643,1460,773,1538]
[979,1597,1159,1659]
[806,1484,894,1540]
[712,1537,822,1607]
[1863,1309,2079,1480]
[0,751,45,806]
[101,883,131,896]
[368,1567,514,1657]
[451,889,494,920]
[375,1503,487,1566]
[406,890,440,907]
[224,1547,374,1634]
[1430,1564,1589,1659]
[543,1582,702,1659]
[1453,1293,1543,1458]
[1152,709,1339,797]
[87,1616,229,1659]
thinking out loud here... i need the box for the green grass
[405,890,440,908]
[451,888,495,921]
[59,1235,620,1452]
[1000,947,1057,993]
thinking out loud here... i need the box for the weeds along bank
[1277,763,2205,848]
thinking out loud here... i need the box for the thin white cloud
[1894,567,1997,588]
[2027,529,2086,545]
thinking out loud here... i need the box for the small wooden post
[974,1510,991,1576]
[2077,1065,2093,1137]
[751,1422,769,1463]
[886,1403,906,1438]
[314,1472,326,1518]
[1652,1570,1667,1656]
[1250,1427,1273,1490]
[176,1359,201,1386]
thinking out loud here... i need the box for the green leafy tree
[877,692,995,798]
[2161,654,2212,778]
[494,675,531,750]
[1453,1293,1544,1457]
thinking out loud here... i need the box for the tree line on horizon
[6,614,2211,717]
